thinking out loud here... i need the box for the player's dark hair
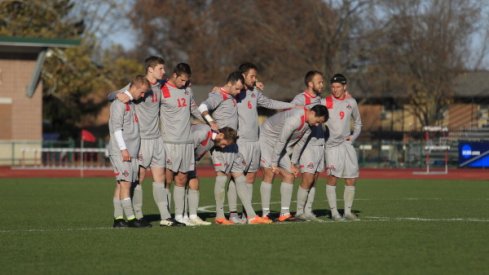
[330,73,347,84]
[130,75,150,88]
[144,56,165,73]
[173,63,192,77]
[304,70,323,87]
[219,127,238,143]
[310,105,329,121]
[238,62,258,74]
[226,71,245,85]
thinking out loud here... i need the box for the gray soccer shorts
[325,142,359,178]
[259,141,294,173]
[299,144,325,174]
[138,137,166,169]
[164,143,195,173]
[211,143,246,174]
[237,140,260,173]
[109,156,139,182]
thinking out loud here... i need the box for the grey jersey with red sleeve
[191,124,215,161]
[109,100,140,158]
[160,82,200,144]
[237,87,294,142]
[322,95,362,148]
[291,91,324,146]
[259,108,311,166]
[201,88,238,130]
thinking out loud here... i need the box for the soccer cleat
[344,213,360,221]
[160,218,186,227]
[137,218,152,227]
[127,218,151,228]
[229,215,246,224]
[248,216,273,225]
[277,213,294,222]
[176,216,194,226]
[331,214,345,222]
[261,215,273,223]
[112,218,128,228]
[215,217,234,225]
[189,216,211,226]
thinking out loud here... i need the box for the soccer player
[108,75,151,228]
[160,63,203,226]
[226,62,296,222]
[199,71,271,225]
[290,71,325,221]
[109,56,177,227]
[322,74,362,221]
[259,104,329,222]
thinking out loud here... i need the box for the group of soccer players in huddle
[108,56,362,228]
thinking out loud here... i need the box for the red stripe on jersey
[303,91,317,105]
[162,85,171,98]
[201,131,212,146]
[125,103,130,111]
[219,88,229,100]
[214,163,222,167]
[325,96,333,109]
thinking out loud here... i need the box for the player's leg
[259,141,275,219]
[173,171,188,223]
[325,145,345,221]
[343,143,360,220]
[226,145,240,223]
[214,172,232,224]
[326,175,343,221]
[296,172,314,217]
[151,166,171,221]
[343,178,357,220]
[112,182,126,228]
[186,171,211,226]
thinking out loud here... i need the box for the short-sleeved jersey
[236,87,294,142]
[291,91,324,146]
[191,124,215,161]
[260,108,311,166]
[160,82,201,144]
[109,100,140,158]
[108,81,163,140]
[322,95,362,148]
[201,88,238,130]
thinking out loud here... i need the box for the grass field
[1,177,488,274]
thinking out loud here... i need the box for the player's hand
[256,81,265,91]
[121,150,131,162]
[212,86,220,92]
[209,121,219,132]
[291,164,299,177]
[271,165,279,175]
[116,93,130,103]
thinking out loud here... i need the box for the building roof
[0,36,80,53]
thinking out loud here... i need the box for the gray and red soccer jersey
[236,87,294,142]
[259,108,312,166]
[322,95,362,148]
[291,91,324,146]
[108,100,140,158]
[108,81,163,139]
[200,88,238,130]
[191,124,215,162]
[160,82,202,144]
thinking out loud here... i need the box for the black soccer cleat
[113,218,128,228]
[127,218,151,228]
[137,218,152,228]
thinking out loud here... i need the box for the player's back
[292,91,324,145]
[136,81,162,139]
[203,90,238,130]
[108,100,140,157]
[260,108,308,144]
[191,124,214,161]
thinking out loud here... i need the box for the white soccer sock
[260,181,272,216]
[153,182,171,220]
[188,189,199,217]
[234,176,256,218]
[280,182,293,215]
[326,185,340,217]
[227,180,238,213]
[214,176,228,218]
[247,183,253,202]
[296,186,309,216]
[121,197,135,220]
[305,186,316,215]
[113,198,123,219]
[166,187,172,212]
[132,184,143,219]
[344,186,356,215]
[174,185,186,219]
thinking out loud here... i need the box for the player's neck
[220,87,230,94]
[304,89,317,97]
[146,75,158,85]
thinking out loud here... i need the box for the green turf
[0,177,488,274]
